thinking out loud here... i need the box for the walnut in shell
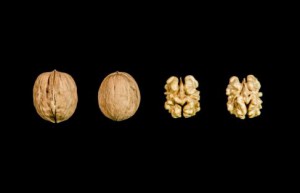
[226,75,263,119]
[98,71,141,121]
[33,70,78,123]
[164,75,200,118]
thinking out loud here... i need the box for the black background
[5,5,286,185]
[3,0,297,189]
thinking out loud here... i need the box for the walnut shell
[98,71,141,121]
[33,70,78,123]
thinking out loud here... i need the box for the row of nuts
[163,74,263,119]
[33,70,263,123]
[33,70,140,123]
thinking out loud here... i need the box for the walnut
[33,70,78,123]
[164,75,200,118]
[226,75,263,119]
[98,71,141,121]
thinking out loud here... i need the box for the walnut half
[164,75,200,118]
[226,75,263,119]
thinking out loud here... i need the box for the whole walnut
[33,70,78,123]
[98,71,141,121]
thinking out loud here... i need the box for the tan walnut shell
[33,70,78,123]
[164,75,200,118]
[98,71,141,121]
[226,75,263,119]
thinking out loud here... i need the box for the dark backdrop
[5,8,284,184]
[13,14,278,158]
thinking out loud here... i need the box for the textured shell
[98,71,141,121]
[33,70,78,123]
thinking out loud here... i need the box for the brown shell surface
[98,71,141,121]
[33,70,78,123]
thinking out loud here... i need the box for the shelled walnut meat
[33,70,78,123]
[164,75,200,118]
[226,75,263,119]
[98,71,141,121]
